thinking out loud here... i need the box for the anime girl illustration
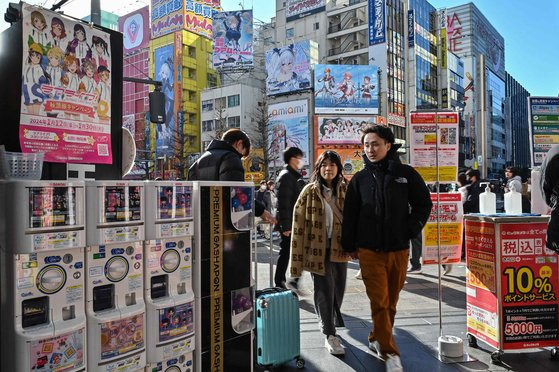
[46,46,64,89]
[66,24,91,61]
[315,68,335,98]
[337,72,355,103]
[96,66,111,121]
[360,75,375,103]
[267,46,298,92]
[22,43,49,115]
[61,54,80,92]
[91,35,110,71]
[156,56,174,142]
[224,12,242,50]
[49,17,67,50]
[78,59,97,94]
[30,10,49,46]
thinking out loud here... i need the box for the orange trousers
[359,248,408,357]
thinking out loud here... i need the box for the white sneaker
[386,354,403,372]
[368,340,383,360]
[325,335,345,355]
[355,269,362,279]
[443,265,453,275]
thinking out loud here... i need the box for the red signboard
[499,222,559,350]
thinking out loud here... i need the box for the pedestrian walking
[187,128,276,224]
[540,145,559,255]
[274,147,306,290]
[256,180,272,237]
[290,151,351,356]
[463,168,481,214]
[341,125,432,372]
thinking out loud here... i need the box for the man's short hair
[505,166,519,176]
[466,168,480,179]
[260,180,267,185]
[283,147,303,164]
[222,129,250,154]
[361,125,395,144]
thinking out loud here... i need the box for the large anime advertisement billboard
[265,41,313,96]
[118,6,150,54]
[286,0,326,22]
[154,44,175,156]
[151,0,220,39]
[267,100,309,176]
[212,10,253,68]
[314,64,379,114]
[20,3,113,163]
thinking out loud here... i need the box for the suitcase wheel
[296,357,305,369]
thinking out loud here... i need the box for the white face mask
[297,158,305,170]
[260,185,266,191]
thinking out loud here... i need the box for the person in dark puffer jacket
[342,125,431,372]
[188,128,276,224]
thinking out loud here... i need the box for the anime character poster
[154,44,175,157]
[316,116,376,145]
[265,40,312,96]
[314,64,379,114]
[158,302,194,342]
[100,315,144,360]
[267,100,309,177]
[20,3,112,163]
[30,329,85,371]
[213,10,253,68]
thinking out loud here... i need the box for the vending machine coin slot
[62,304,75,320]
[21,296,49,328]
[93,284,115,312]
[151,275,168,299]
[125,292,136,306]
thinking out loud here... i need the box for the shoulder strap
[325,197,343,223]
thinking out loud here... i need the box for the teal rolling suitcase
[255,288,305,370]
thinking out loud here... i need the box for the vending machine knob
[161,249,180,273]
[105,256,129,282]
[37,265,67,294]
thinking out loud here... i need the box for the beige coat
[289,178,351,277]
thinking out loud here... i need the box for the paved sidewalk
[254,237,559,372]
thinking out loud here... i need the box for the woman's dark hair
[466,168,480,179]
[457,172,468,187]
[222,129,250,155]
[283,146,303,164]
[361,124,395,144]
[310,151,345,194]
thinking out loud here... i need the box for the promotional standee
[144,181,195,371]
[193,182,255,372]
[465,216,559,362]
[0,181,87,371]
[85,181,146,371]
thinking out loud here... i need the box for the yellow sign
[424,223,462,246]
[415,166,457,183]
[243,148,266,185]
[440,28,447,69]
[467,257,496,293]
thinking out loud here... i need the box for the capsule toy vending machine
[85,181,146,371]
[193,181,255,372]
[0,180,87,372]
[144,181,195,372]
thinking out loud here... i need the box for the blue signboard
[369,0,386,45]
[408,10,415,48]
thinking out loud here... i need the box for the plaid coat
[290,178,351,277]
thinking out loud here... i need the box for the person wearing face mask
[274,147,306,290]
[463,168,481,214]
[342,125,431,372]
[255,180,272,237]
[188,129,276,224]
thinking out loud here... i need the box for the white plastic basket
[0,149,44,180]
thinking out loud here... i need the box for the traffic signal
[4,2,20,25]
[149,89,166,124]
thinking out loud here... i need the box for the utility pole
[91,0,101,26]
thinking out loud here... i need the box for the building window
[227,94,240,107]
[314,22,319,30]
[215,97,226,110]
[228,116,240,128]
[286,28,294,38]
[202,120,214,132]
[202,100,213,112]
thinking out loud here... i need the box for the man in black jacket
[188,129,276,224]
[342,125,431,371]
[274,146,305,289]
[463,168,481,213]
[541,144,559,254]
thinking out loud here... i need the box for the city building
[447,3,506,177]
[82,10,119,31]
[505,71,531,170]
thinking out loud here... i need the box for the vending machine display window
[22,296,50,328]
[103,186,142,223]
[29,187,77,228]
[157,186,192,220]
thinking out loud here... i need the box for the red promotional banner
[465,220,499,349]
[499,222,559,350]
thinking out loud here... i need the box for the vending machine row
[0,179,255,372]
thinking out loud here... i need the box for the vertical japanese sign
[447,12,463,53]
[407,10,414,48]
[465,219,499,349]
[20,3,112,163]
[154,44,175,156]
[499,221,559,349]
[212,10,253,68]
[528,97,559,167]
[368,0,386,45]
[439,8,448,69]
[422,193,463,265]
[410,112,459,184]
[174,32,183,156]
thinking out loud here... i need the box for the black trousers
[274,233,299,287]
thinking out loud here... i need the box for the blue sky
[222,0,559,97]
